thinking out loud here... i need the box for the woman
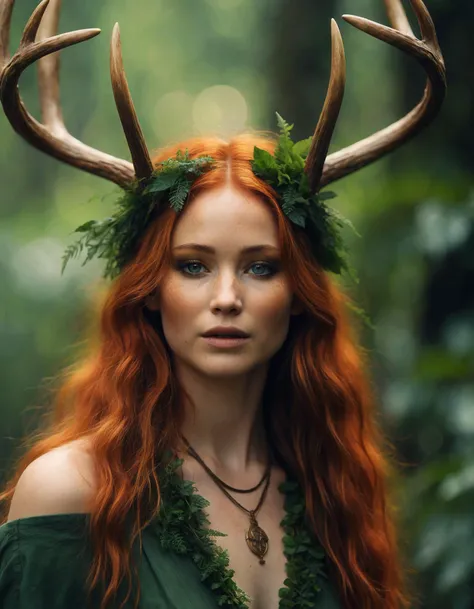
[0,0,446,608]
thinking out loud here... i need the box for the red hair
[0,133,414,609]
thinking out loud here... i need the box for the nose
[209,273,243,312]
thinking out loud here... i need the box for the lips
[208,334,245,338]
[202,328,249,338]
[205,333,248,338]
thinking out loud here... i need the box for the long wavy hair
[0,133,414,609]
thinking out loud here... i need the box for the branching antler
[305,0,447,192]
[0,0,152,187]
[1,0,446,193]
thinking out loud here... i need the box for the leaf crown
[61,113,359,282]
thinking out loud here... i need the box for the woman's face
[145,183,303,378]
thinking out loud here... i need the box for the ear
[145,290,160,312]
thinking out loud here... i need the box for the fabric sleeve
[0,514,114,609]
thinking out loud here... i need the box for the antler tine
[304,19,346,194]
[384,0,414,36]
[110,23,153,182]
[319,0,446,189]
[21,0,49,45]
[407,0,441,48]
[36,0,66,134]
[0,0,152,188]
[0,0,14,69]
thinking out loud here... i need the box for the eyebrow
[172,243,280,254]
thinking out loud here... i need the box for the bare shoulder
[7,437,97,523]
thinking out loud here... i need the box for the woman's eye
[178,261,205,275]
[176,260,278,278]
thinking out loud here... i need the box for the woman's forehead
[172,185,279,249]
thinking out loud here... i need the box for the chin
[175,352,264,377]
[195,360,257,376]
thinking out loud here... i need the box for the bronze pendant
[245,511,269,565]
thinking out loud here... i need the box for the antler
[0,0,152,188]
[304,19,346,193]
[306,0,447,192]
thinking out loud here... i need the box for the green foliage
[357,190,474,609]
[62,116,360,285]
[252,113,360,281]
[155,451,328,608]
[156,451,252,607]
[277,479,326,607]
[61,151,214,280]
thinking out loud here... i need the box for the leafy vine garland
[60,113,359,284]
[153,451,328,608]
[61,151,214,281]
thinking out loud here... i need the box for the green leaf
[288,210,307,228]
[144,171,181,193]
[74,220,97,233]
[252,146,279,178]
[169,176,191,212]
[293,137,313,158]
[318,191,337,201]
[276,112,294,138]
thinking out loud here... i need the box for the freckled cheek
[252,289,294,335]
[158,282,203,338]
[161,280,208,352]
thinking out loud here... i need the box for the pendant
[245,510,269,565]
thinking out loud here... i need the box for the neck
[174,362,271,476]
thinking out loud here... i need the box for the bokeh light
[192,85,248,136]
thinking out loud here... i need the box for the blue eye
[176,260,278,279]
[179,261,204,275]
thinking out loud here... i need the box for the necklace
[181,435,273,565]
[155,449,329,608]
[182,436,271,494]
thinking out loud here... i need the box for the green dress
[0,453,342,608]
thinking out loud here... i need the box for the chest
[188,468,289,609]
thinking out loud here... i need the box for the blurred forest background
[0,0,473,607]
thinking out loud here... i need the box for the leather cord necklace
[181,435,273,565]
